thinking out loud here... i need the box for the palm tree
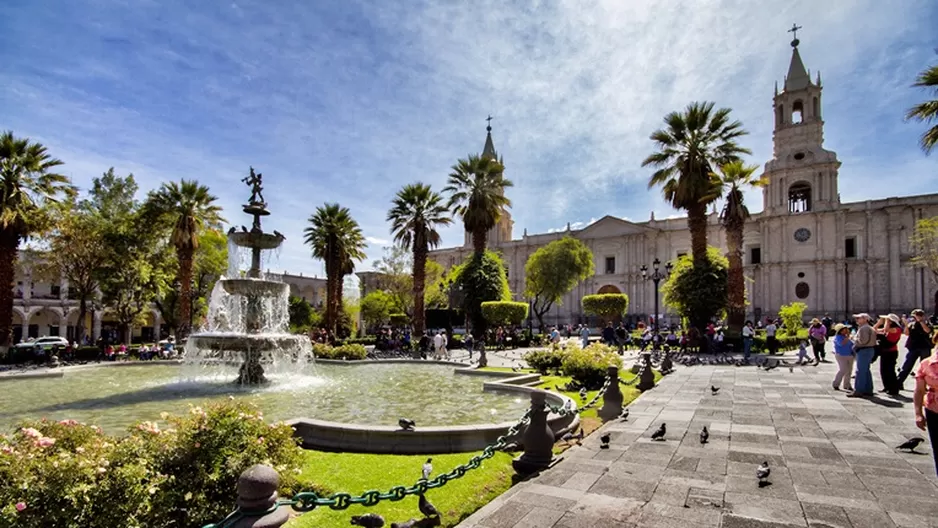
[444,154,512,256]
[145,180,224,339]
[0,131,74,350]
[388,183,452,334]
[706,161,766,333]
[906,63,938,154]
[304,203,366,333]
[643,102,750,267]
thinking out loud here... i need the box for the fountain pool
[0,363,531,434]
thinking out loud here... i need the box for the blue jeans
[854,347,875,394]
[743,337,752,359]
[897,348,931,387]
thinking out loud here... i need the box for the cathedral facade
[429,39,938,326]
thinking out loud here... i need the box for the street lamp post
[640,258,673,349]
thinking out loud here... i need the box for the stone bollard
[229,465,290,528]
[660,352,673,374]
[598,366,623,422]
[512,391,555,475]
[478,347,487,368]
[637,353,655,392]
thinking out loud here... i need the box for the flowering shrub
[312,343,368,360]
[560,343,623,389]
[523,349,566,374]
[0,401,308,528]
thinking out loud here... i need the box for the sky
[2,0,937,282]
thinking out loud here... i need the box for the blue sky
[2,0,937,283]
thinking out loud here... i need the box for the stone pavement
[457,360,938,528]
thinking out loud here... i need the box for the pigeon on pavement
[699,426,709,444]
[418,493,439,518]
[711,386,720,395]
[620,408,630,421]
[579,388,588,401]
[600,433,611,449]
[896,437,925,453]
[757,461,771,487]
[398,418,415,431]
[651,423,667,441]
[350,513,386,527]
[421,458,433,480]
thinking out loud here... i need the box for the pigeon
[274,230,284,239]
[227,226,236,234]
[579,388,588,401]
[896,437,925,453]
[350,513,386,527]
[651,423,667,441]
[711,386,720,395]
[511,366,520,372]
[620,408,630,421]
[241,225,248,233]
[788,364,794,373]
[390,520,417,528]
[757,461,771,486]
[418,493,439,518]
[599,433,611,449]
[699,426,709,444]
[561,429,584,444]
[398,418,416,431]
[422,458,433,480]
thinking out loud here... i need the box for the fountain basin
[187,333,309,355]
[228,231,284,250]
[220,279,289,298]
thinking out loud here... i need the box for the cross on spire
[788,23,802,47]
[486,115,493,131]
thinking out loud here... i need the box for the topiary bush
[523,349,566,374]
[560,343,623,389]
[778,302,807,335]
[481,301,529,326]
[0,401,309,528]
[581,294,629,322]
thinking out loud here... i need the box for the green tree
[524,237,595,329]
[143,180,224,339]
[453,250,511,337]
[422,259,447,308]
[153,228,227,335]
[387,182,452,335]
[581,294,629,323]
[372,246,415,316]
[288,295,320,333]
[0,132,74,351]
[911,216,938,312]
[303,204,366,333]
[360,290,393,330]
[40,206,107,344]
[642,101,749,310]
[779,302,807,336]
[661,248,729,328]
[705,161,765,334]
[481,301,529,326]
[444,154,512,256]
[906,63,938,154]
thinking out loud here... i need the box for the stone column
[230,465,290,528]
[888,217,901,310]
[153,310,162,342]
[93,311,103,342]
[512,391,554,475]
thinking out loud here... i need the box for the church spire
[482,115,497,160]
[784,24,811,92]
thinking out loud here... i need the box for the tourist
[742,321,754,361]
[579,324,590,348]
[831,323,855,391]
[874,314,903,396]
[808,318,828,364]
[898,309,932,391]
[550,326,561,345]
[615,323,627,354]
[464,333,473,360]
[602,323,615,347]
[797,341,809,365]
[764,319,778,355]
[432,330,447,360]
[822,313,833,333]
[848,313,877,398]
[912,333,938,476]
[665,328,679,351]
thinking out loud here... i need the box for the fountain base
[236,357,268,385]
[185,333,312,385]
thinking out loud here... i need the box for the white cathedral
[429,37,938,326]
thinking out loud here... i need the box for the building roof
[784,44,812,92]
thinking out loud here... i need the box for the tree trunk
[726,222,746,335]
[177,247,195,340]
[413,243,428,335]
[336,275,345,337]
[325,255,338,334]
[76,298,88,345]
[472,229,487,256]
[0,232,19,352]
[686,201,709,268]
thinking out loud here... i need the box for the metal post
[512,391,555,475]
[229,465,290,528]
[637,354,655,392]
[598,366,623,421]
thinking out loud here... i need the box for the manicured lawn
[287,450,515,528]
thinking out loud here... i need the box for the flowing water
[0,363,529,434]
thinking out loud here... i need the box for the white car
[14,336,69,350]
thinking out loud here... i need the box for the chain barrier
[203,408,534,528]
[545,375,613,417]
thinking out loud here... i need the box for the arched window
[792,100,804,124]
[812,97,819,119]
[776,104,784,126]
[788,182,812,213]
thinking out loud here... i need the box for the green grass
[286,450,515,528]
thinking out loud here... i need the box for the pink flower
[20,428,41,439]
[36,437,56,448]
[15,502,26,512]
[1,446,13,455]
[58,419,79,426]
[257,437,265,444]
[194,442,201,448]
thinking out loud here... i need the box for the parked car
[14,336,69,351]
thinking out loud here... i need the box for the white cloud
[365,236,389,246]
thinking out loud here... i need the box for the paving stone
[642,501,722,526]
[801,502,852,528]
[562,471,602,491]
[512,507,565,527]
[686,487,724,509]
[723,492,807,526]
[563,492,644,524]
[553,511,636,528]
[667,455,699,471]
[588,474,656,502]
[478,501,535,527]
[885,512,938,528]
[508,491,578,510]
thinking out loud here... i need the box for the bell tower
[463,117,514,247]
[763,25,841,216]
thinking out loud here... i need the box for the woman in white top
[742,321,754,361]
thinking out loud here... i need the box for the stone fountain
[185,168,312,384]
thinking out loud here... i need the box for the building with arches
[429,36,938,326]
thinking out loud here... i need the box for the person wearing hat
[831,323,855,391]
[808,318,828,364]
[873,313,903,396]
[913,332,938,476]
[898,309,932,390]
[848,313,877,397]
